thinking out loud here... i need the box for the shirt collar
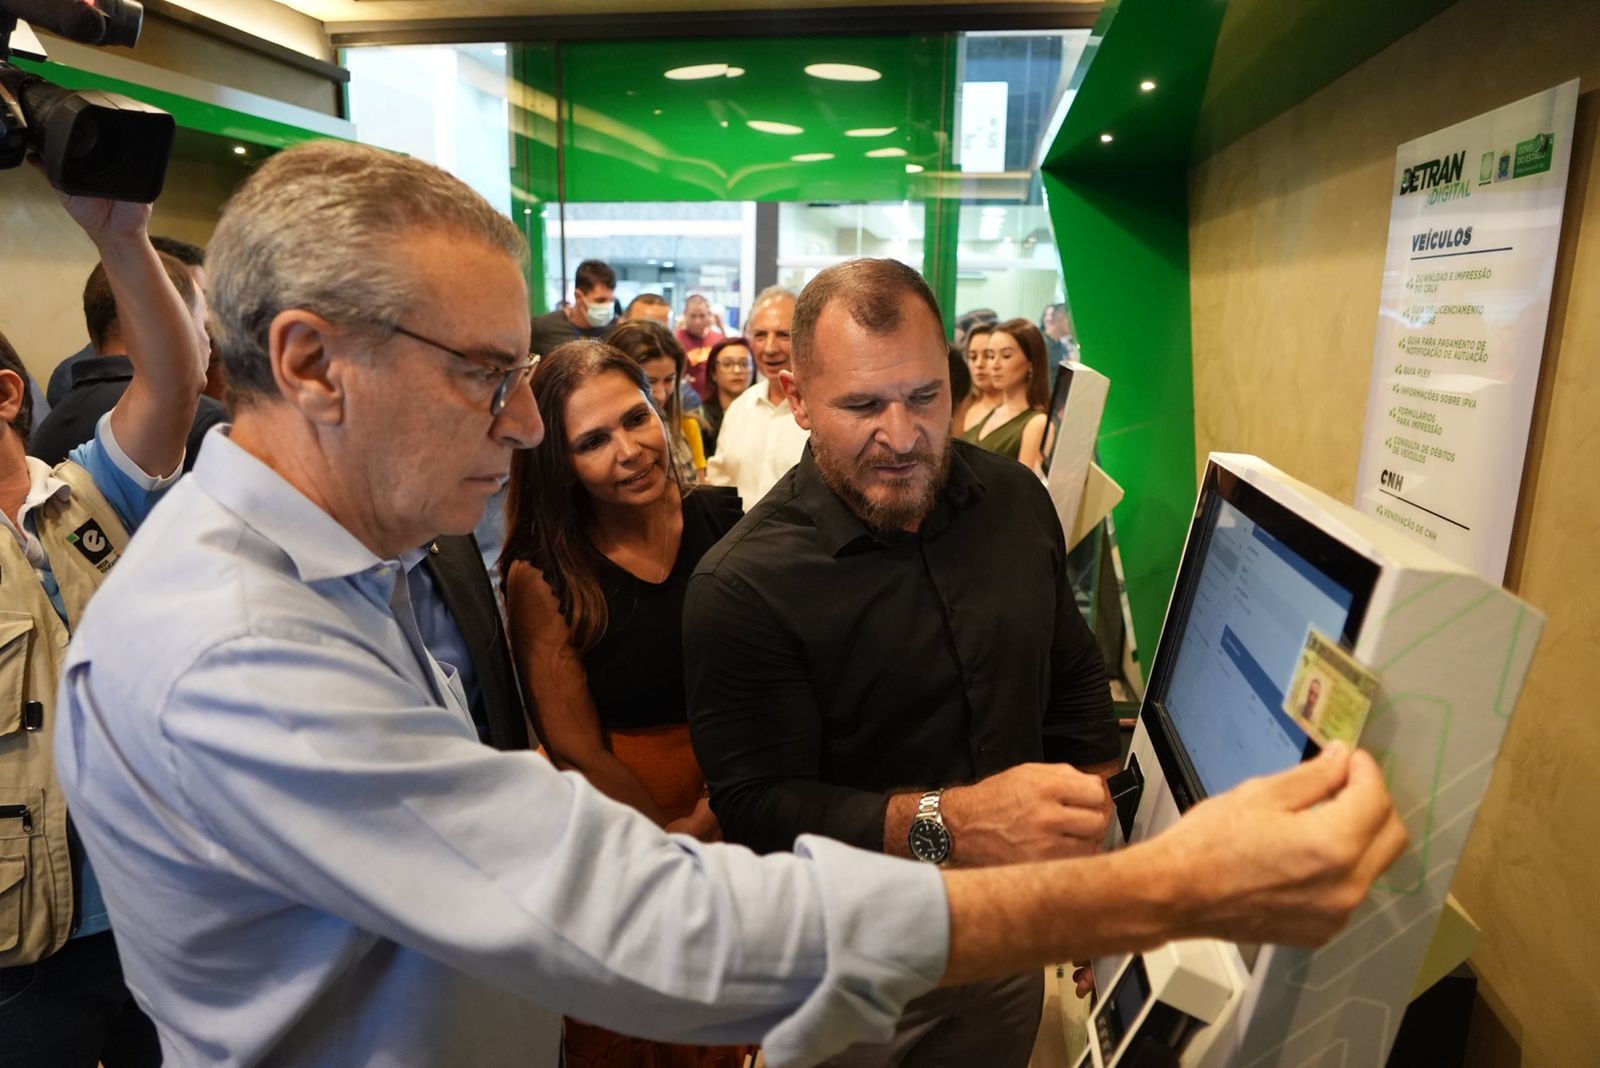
[68,354,134,389]
[794,440,988,558]
[191,430,394,584]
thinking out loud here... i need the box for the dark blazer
[425,534,534,752]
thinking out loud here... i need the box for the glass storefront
[343,29,1087,331]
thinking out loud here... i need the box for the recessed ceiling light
[662,261,675,268]
[232,145,247,156]
[666,63,732,80]
[905,163,925,174]
[523,207,533,215]
[719,120,729,128]
[791,152,835,162]
[725,66,745,78]
[653,108,663,115]
[491,46,507,57]
[804,63,881,82]
[844,127,898,137]
[1139,79,1156,92]
[1100,133,1114,143]
[865,147,907,158]
[647,258,658,265]
[748,120,805,135]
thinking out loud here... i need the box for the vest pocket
[0,612,32,738]
[0,853,23,954]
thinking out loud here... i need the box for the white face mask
[584,299,614,329]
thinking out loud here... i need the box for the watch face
[909,819,952,864]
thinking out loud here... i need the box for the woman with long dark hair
[606,319,706,484]
[501,340,747,1067]
[957,317,1051,471]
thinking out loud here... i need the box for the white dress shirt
[54,430,948,1067]
[704,382,811,509]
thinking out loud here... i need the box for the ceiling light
[653,108,663,115]
[719,120,729,128]
[1100,133,1114,143]
[845,127,898,137]
[232,145,247,156]
[523,207,533,215]
[905,163,925,174]
[791,152,835,162]
[1139,79,1156,92]
[804,63,881,82]
[865,147,907,158]
[748,120,805,135]
[725,66,745,78]
[666,63,732,80]
[647,258,658,265]
[662,261,675,268]
[491,46,507,57]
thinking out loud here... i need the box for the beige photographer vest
[0,460,129,966]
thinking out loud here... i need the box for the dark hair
[574,259,617,293]
[625,293,670,317]
[83,252,197,353]
[706,336,753,395]
[606,318,685,428]
[947,344,972,402]
[0,329,34,445]
[503,340,679,651]
[150,236,205,268]
[964,322,994,350]
[791,258,944,376]
[992,318,1052,409]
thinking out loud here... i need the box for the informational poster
[1356,80,1577,581]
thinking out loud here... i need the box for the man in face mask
[529,259,617,356]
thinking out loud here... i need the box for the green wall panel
[553,36,948,203]
[1044,170,1195,663]
[9,57,339,150]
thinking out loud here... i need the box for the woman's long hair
[993,318,1053,410]
[606,318,685,428]
[502,339,682,652]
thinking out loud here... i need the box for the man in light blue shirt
[55,142,1409,1067]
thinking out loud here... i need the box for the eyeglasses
[385,323,541,416]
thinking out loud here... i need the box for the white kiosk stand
[1043,361,1120,549]
[1079,454,1544,1068]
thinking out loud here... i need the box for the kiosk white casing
[1094,453,1543,1068]
[1044,361,1111,545]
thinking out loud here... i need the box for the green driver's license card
[1283,627,1380,747]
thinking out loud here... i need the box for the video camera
[0,0,174,201]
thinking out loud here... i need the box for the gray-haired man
[55,141,1407,1067]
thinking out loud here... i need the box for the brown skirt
[564,722,754,1068]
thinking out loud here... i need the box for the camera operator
[0,167,207,1067]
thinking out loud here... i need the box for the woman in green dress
[957,317,1051,472]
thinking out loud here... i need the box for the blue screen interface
[1163,497,1356,797]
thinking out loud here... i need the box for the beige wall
[1189,0,1600,1064]
[0,158,238,386]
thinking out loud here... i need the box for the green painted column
[1044,169,1196,665]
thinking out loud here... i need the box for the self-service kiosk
[1079,453,1544,1068]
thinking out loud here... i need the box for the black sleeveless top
[581,486,743,729]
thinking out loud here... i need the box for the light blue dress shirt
[54,430,949,1067]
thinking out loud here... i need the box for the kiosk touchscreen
[1086,454,1543,1068]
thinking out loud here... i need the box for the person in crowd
[677,293,726,400]
[501,340,746,1067]
[1041,301,1079,371]
[959,321,998,436]
[530,258,617,355]
[703,286,809,507]
[685,260,1120,1065]
[607,319,706,483]
[47,235,208,408]
[53,141,1407,1068]
[623,292,673,329]
[959,317,1050,471]
[32,253,229,471]
[698,335,752,455]
[947,344,973,435]
[0,181,209,1068]
[951,306,997,353]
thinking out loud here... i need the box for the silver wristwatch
[907,788,952,865]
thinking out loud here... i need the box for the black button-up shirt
[685,439,1119,855]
